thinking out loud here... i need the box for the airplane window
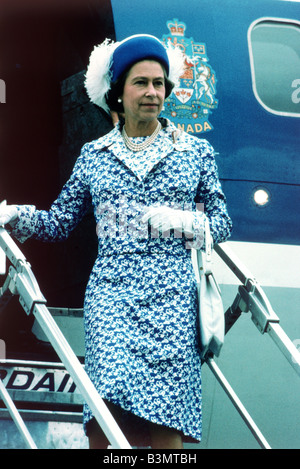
[248,19,300,117]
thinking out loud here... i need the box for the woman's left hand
[142,206,194,237]
[0,200,18,227]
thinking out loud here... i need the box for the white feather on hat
[84,37,185,114]
[84,38,118,114]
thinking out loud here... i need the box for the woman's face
[121,60,166,127]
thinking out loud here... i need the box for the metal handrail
[198,241,300,449]
[0,377,37,449]
[0,227,131,449]
[214,242,300,376]
[206,357,271,449]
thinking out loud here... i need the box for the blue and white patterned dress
[12,118,232,443]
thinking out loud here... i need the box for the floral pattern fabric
[12,119,232,443]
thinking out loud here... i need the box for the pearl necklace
[122,122,161,152]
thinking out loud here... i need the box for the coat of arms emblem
[161,19,218,134]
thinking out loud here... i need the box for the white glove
[0,200,18,227]
[142,206,194,237]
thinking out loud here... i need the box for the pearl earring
[118,98,122,103]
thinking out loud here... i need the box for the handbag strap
[204,216,213,274]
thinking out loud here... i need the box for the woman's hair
[106,63,175,113]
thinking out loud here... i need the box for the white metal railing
[214,243,300,376]
[0,376,37,449]
[206,357,271,449]
[190,241,300,450]
[199,242,300,449]
[0,227,131,449]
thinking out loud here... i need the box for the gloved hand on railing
[142,205,195,237]
[0,200,18,227]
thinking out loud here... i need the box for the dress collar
[92,119,191,180]
[93,118,188,150]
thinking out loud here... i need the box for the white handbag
[195,216,224,359]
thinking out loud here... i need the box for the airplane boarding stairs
[0,226,299,449]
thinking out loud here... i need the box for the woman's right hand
[0,200,18,227]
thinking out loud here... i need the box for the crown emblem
[167,19,186,37]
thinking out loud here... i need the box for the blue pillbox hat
[111,34,170,82]
[85,33,184,112]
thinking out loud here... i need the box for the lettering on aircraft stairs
[0,227,299,449]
